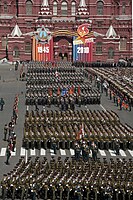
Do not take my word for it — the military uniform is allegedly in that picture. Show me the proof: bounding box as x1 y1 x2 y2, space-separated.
5 146 11 165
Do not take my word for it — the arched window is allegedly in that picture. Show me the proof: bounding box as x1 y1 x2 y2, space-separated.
108 47 114 59
96 42 102 54
25 42 31 53
122 2 126 15
71 1 76 16
120 37 127 50
26 0 32 15
53 1 57 16
61 1 67 16
13 47 19 57
97 1 104 15
4 2 8 14
1 36 7 49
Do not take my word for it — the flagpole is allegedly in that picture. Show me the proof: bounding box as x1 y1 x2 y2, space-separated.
82 122 84 141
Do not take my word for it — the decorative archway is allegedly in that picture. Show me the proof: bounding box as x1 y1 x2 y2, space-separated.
59 52 63 61
54 37 72 61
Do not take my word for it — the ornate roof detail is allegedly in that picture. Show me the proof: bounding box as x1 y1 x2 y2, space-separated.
42 0 49 7
77 0 89 16
106 25 117 38
79 0 87 7
38 0 51 16
11 24 22 37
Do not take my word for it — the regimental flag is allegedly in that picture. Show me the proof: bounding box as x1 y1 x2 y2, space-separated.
76 123 85 140
78 86 81 95
71 85 74 93
69 87 73 95
61 88 67 96
57 87 60 96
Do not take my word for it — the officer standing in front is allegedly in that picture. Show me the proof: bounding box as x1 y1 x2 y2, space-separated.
5 145 11 165
115 140 120 155
91 142 98 161
75 143 81 161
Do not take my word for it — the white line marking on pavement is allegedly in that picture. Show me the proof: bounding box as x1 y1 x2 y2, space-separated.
70 149 75 156
60 149 66 156
109 149 116 156
20 147 26 156
30 149 36 156
128 150 133 157
50 149 55 156
40 148 46 156
99 149 106 156
43 106 45 111
11 148 16 156
100 104 106 111
119 149 126 157
0 148 6 156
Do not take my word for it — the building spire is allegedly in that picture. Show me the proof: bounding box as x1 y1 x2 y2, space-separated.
11 24 22 37
42 0 49 7
106 25 117 38
38 0 51 21
76 0 89 21
79 0 87 7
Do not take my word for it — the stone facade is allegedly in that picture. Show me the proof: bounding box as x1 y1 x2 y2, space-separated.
0 0 132 62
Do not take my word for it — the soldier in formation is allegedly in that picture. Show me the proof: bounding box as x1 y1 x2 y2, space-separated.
25 65 101 108
23 109 133 151
86 67 133 111
3 124 8 141
1 157 133 200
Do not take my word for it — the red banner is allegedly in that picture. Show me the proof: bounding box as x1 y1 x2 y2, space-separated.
35 37 53 62
73 36 93 62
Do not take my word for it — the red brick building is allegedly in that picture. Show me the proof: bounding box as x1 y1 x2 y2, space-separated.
0 0 132 62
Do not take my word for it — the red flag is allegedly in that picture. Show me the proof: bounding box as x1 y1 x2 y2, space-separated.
71 85 74 93
76 124 84 140
57 87 60 96
69 88 73 95
78 86 81 95
76 130 81 140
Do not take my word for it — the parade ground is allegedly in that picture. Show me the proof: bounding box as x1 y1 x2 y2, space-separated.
0 63 133 185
